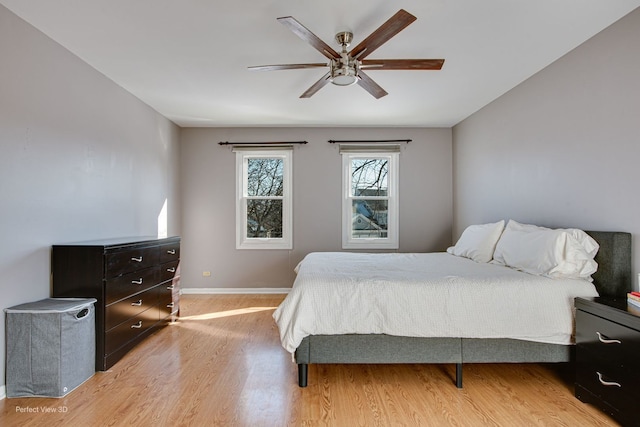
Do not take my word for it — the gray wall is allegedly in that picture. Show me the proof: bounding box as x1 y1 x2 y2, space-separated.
180 127 452 289
452 8 640 289
0 5 181 389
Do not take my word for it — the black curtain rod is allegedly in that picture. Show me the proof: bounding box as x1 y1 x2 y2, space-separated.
218 141 308 146
328 139 411 144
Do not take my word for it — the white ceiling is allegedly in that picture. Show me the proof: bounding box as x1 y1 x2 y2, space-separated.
2 1 639 127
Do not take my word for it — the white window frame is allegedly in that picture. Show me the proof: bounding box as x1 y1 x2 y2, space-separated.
341 149 399 250
235 148 292 250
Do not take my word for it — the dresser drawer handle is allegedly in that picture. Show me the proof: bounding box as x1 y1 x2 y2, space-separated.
131 278 143 285
131 300 143 306
167 285 175 290
167 249 176 255
596 331 621 344
167 267 176 273
131 256 143 262
596 372 621 388
167 302 175 308
131 321 143 329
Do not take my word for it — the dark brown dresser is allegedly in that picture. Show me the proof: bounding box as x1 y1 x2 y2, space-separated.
575 297 640 426
52 236 180 371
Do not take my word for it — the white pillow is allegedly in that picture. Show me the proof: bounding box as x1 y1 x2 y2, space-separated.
566 228 599 257
446 220 505 263
492 220 598 280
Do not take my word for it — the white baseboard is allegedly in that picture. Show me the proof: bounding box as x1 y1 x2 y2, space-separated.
181 287 290 295
0 385 6 400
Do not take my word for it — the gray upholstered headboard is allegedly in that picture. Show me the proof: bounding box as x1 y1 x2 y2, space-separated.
585 231 632 298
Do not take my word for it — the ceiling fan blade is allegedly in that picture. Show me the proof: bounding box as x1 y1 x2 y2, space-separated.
349 9 417 60
360 59 445 70
248 63 327 72
357 71 388 99
300 72 331 98
277 16 341 60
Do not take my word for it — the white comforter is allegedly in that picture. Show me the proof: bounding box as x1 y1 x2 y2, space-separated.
273 252 599 353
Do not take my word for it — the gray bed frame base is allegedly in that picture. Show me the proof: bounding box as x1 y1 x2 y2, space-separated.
294 231 631 388
295 336 572 388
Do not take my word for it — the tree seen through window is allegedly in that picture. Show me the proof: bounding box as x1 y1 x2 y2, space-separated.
246 158 284 238
350 158 389 237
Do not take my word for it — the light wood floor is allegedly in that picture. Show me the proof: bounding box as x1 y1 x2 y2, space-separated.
1 294 618 426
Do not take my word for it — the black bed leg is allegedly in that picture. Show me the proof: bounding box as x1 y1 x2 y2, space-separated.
455 363 463 388
298 363 308 387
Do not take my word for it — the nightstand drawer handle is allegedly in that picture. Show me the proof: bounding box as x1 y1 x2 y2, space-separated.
596 372 621 388
131 321 143 329
167 249 176 255
131 300 143 306
596 331 621 344
167 267 176 273
131 256 143 262
131 278 143 285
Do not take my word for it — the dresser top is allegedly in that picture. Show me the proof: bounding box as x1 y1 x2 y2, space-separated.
53 236 180 249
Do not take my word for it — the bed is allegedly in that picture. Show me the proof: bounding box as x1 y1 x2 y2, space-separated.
273 223 631 388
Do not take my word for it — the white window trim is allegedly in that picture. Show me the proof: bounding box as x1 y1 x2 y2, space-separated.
235 148 292 250
342 150 399 250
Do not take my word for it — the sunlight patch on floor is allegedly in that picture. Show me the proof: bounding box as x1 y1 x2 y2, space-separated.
179 306 277 321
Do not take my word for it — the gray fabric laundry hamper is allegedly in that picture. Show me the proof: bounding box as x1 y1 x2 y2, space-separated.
5 298 97 397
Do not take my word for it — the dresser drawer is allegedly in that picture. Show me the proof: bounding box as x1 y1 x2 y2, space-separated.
576 310 640 368
158 280 177 319
160 260 180 283
105 305 160 355
106 246 159 277
105 267 159 305
105 286 160 331
159 242 180 264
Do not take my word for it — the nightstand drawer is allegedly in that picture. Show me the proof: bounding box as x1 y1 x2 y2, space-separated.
576 310 640 368
575 385 622 423
576 362 640 410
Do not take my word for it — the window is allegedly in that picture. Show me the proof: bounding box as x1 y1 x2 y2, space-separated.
341 148 399 249
236 148 292 249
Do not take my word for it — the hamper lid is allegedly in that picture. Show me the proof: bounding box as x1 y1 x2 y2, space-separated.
5 298 97 313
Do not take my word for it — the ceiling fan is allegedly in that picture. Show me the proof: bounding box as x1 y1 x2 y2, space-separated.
248 9 445 99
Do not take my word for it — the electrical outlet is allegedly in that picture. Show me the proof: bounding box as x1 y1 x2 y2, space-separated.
203 271 211 277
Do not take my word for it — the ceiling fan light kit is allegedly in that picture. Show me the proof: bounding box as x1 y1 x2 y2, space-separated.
330 59 358 86
248 9 445 98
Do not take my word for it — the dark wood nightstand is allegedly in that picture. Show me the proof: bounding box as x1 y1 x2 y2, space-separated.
575 297 640 426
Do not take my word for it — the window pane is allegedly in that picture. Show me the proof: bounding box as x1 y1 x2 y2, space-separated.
351 200 388 238
247 199 283 238
247 158 283 197
351 158 388 197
